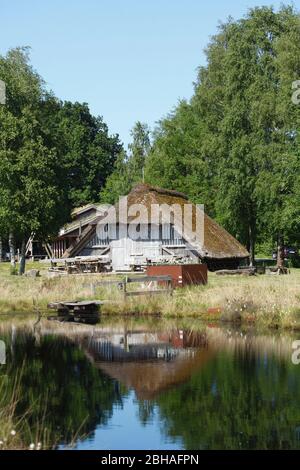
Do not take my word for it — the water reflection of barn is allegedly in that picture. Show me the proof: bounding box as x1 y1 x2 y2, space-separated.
81 330 212 400
85 330 208 362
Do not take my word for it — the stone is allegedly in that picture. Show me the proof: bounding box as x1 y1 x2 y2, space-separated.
25 269 40 278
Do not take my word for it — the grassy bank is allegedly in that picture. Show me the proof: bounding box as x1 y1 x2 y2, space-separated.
0 262 300 330
0 370 49 450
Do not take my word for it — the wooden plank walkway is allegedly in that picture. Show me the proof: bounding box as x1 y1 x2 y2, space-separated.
47 300 101 325
47 275 173 326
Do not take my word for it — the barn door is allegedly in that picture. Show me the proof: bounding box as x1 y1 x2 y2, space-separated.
111 238 134 271
111 239 125 271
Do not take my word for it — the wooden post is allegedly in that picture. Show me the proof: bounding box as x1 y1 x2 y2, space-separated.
248 224 255 267
123 276 127 301
19 240 26 275
277 233 285 271
168 278 173 296
90 283 96 297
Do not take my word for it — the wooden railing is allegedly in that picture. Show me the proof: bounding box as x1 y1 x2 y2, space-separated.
87 275 173 299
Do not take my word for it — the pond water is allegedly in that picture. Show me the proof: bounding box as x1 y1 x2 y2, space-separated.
0 318 300 450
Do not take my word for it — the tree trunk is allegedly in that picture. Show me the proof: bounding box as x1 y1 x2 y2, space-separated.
248 224 255 267
0 238 2 262
277 233 285 269
19 239 26 275
8 233 16 270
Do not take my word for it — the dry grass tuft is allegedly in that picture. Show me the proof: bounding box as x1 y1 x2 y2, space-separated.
0 262 300 329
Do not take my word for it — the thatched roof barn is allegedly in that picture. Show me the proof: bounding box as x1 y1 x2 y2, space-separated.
114 184 248 261
54 184 249 270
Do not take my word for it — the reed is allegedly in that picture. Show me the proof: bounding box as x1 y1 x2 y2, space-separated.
0 367 49 450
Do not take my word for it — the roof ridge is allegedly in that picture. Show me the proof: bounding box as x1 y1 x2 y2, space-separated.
131 183 189 200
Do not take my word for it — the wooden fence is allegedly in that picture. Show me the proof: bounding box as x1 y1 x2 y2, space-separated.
87 275 173 299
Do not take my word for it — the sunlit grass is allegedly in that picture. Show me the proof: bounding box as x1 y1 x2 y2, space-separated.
0 261 300 329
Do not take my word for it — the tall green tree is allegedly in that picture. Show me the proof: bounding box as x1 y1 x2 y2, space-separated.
100 121 151 203
0 48 123 273
145 100 216 213
254 8 300 265
55 101 123 207
99 150 131 204
210 6 300 265
127 121 151 182
0 48 70 274
147 6 300 265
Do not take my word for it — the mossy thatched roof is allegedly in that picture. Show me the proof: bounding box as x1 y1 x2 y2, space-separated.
104 184 249 260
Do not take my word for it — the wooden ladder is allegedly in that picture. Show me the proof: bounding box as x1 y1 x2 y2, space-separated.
25 232 35 255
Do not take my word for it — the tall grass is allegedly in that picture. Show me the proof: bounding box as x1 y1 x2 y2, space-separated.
0 262 300 329
0 366 50 450
0 355 86 450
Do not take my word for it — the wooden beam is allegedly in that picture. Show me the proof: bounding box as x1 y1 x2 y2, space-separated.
125 289 172 297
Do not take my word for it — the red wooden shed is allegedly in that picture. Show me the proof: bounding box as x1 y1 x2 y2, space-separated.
147 264 208 288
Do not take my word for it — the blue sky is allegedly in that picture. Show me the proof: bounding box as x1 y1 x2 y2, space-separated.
0 0 295 147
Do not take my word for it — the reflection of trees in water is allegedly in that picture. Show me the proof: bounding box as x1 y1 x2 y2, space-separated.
2 325 300 450
135 399 156 426
154 349 300 450
1 332 127 448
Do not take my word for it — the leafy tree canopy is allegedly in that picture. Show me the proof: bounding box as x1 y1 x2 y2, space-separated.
100 121 151 203
146 6 300 260
0 47 123 272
